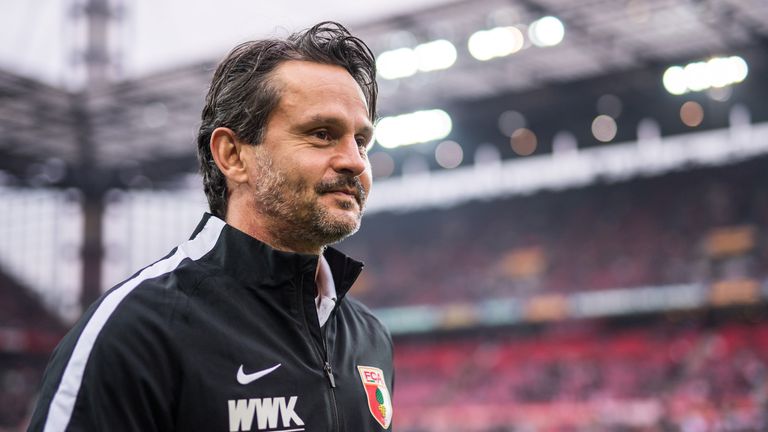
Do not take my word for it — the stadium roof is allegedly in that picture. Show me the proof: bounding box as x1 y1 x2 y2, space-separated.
0 0 455 89
1 0 767 187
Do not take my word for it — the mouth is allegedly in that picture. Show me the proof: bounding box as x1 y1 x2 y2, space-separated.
329 189 356 197
325 190 360 205
316 177 366 208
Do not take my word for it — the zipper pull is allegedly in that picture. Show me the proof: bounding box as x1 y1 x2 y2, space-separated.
324 361 336 388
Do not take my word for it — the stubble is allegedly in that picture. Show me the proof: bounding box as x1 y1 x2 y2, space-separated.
250 151 366 252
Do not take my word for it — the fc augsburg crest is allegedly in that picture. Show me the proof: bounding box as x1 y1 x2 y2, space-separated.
357 365 393 429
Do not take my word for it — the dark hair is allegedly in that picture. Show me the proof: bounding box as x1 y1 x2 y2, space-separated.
197 21 378 219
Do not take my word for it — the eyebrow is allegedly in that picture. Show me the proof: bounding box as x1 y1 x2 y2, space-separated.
308 114 374 136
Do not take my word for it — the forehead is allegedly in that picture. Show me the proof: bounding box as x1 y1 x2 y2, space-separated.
271 60 370 119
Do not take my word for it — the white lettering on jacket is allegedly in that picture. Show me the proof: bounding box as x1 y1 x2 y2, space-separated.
228 396 304 431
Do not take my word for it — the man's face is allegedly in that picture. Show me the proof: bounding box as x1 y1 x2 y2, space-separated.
243 60 374 252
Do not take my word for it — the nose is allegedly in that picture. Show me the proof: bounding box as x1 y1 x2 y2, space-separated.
331 135 367 177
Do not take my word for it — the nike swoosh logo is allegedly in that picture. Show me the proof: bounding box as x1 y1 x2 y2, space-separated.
236 363 282 385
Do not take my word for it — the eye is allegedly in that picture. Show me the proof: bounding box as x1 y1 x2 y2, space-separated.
356 135 372 150
313 130 332 141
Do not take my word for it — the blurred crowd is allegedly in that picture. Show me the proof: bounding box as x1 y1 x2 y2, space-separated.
394 317 768 431
342 157 768 308
0 360 41 432
0 270 61 431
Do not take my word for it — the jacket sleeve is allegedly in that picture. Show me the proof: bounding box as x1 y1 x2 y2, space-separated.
28 285 181 432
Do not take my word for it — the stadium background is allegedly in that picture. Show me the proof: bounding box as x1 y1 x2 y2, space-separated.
2 0 768 430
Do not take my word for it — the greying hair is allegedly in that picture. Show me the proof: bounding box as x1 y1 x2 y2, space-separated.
196 21 378 219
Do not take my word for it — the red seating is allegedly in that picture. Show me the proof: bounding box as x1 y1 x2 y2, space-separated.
393 321 768 430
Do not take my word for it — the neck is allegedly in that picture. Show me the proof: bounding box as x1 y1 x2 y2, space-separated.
225 203 323 256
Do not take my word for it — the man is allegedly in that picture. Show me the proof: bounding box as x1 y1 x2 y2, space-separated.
29 22 394 432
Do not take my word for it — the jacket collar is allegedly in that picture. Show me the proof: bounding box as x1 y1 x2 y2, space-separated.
190 213 364 299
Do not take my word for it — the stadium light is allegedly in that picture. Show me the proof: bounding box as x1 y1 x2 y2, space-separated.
468 26 524 61
375 109 453 149
415 39 457 72
707 57 733 88
378 39 458 80
662 66 687 95
684 62 710 92
528 16 565 47
663 56 749 95
377 48 418 80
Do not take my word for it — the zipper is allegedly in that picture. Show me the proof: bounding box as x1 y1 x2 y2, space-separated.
323 361 336 387
320 321 336 388
321 323 342 431
298 274 342 431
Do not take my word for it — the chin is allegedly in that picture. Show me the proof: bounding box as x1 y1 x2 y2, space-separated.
323 199 361 220
315 215 361 244
308 200 363 244
330 215 361 235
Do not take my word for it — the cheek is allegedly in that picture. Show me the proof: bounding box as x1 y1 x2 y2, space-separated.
360 170 373 193
285 155 326 186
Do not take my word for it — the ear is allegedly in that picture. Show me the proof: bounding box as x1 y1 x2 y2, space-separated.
210 127 248 184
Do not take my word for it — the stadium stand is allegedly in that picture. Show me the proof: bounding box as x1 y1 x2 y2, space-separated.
0 269 66 332
0 269 64 430
334 156 768 431
341 156 768 309
393 315 768 431
2 152 767 431
0 356 45 432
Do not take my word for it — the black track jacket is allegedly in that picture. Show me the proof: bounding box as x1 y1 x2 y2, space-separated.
29 214 395 432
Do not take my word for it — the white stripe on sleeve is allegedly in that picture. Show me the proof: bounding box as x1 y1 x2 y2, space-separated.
43 216 225 432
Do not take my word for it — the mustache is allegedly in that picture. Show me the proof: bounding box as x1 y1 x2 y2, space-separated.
315 176 367 205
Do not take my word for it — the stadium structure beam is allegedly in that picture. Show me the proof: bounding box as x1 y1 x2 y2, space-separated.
77 0 120 308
